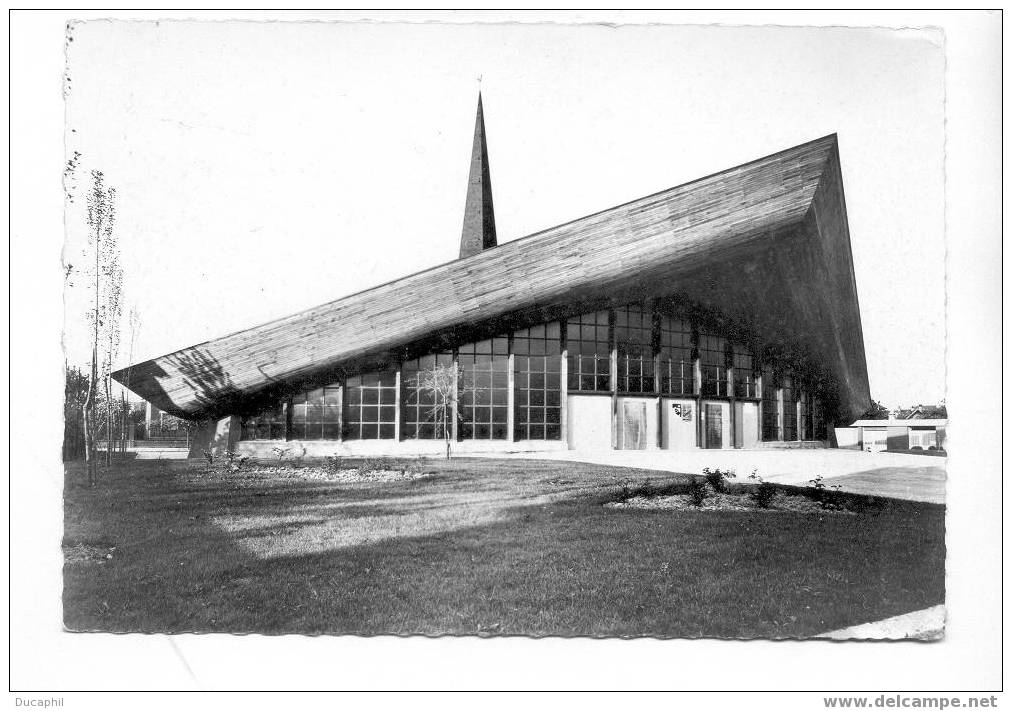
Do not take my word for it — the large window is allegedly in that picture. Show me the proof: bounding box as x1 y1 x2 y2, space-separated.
566 311 611 392
699 332 728 397
401 353 453 440
239 401 286 440
458 337 509 439
615 304 655 393
761 367 779 441
344 371 397 440
781 376 799 441
290 385 342 440
659 315 694 396
733 348 758 399
514 323 562 440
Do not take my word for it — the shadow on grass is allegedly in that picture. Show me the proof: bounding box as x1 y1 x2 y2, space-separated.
63 458 945 639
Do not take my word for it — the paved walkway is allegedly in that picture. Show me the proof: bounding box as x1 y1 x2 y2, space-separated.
818 605 945 640
478 448 946 504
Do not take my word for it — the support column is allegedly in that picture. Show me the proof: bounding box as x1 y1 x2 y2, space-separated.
284 397 293 441
796 397 803 443
610 348 619 450
777 386 785 442
451 350 460 442
507 346 516 443
559 339 569 449
394 368 402 442
189 414 241 459
654 352 663 449
728 363 737 449
336 386 344 442
694 356 703 448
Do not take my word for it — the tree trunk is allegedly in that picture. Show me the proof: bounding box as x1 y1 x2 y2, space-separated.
83 346 98 486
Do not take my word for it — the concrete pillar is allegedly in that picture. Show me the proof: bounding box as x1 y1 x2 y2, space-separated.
559 344 569 449
394 368 402 441
777 387 785 442
451 350 460 442
610 347 619 450
188 414 241 458
507 349 516 443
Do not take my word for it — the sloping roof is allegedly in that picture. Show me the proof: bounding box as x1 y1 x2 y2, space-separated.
114 134 868 419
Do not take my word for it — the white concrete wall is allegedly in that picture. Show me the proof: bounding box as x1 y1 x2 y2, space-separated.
834 427 862 450
661 397 697 450
736 401 760 448
234 437 566 459
567 394 613 450
616 396 660 450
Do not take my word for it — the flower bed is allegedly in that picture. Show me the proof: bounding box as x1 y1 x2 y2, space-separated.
186 456 434 484
605 469 854 515
606 489 852 514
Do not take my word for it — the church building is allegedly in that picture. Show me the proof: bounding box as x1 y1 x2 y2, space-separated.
113 95 871 458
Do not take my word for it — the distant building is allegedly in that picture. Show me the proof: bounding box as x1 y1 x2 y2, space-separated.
113 95 870 457
836 419 947 453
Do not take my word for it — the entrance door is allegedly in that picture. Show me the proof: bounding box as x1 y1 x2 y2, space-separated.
734 402 759 448
621 401 648 450
705 403 723 449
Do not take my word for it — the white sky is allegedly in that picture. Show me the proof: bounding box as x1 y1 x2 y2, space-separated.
63 20 945 409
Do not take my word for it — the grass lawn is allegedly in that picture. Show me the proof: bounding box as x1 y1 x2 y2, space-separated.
63 457 945 638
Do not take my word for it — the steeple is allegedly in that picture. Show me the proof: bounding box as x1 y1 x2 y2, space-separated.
459 92 497 258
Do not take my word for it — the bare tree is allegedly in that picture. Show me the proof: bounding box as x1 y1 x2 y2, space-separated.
412 361 482 459
81 170 121 483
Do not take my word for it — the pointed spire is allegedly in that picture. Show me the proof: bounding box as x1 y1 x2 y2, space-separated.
459 92 497 259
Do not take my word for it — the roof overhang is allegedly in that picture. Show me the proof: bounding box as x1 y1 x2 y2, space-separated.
113 134 870 421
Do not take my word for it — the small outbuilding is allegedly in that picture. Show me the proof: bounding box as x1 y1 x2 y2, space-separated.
835 419 947 453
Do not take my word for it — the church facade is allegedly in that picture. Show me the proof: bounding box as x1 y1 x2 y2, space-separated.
113 96 871 458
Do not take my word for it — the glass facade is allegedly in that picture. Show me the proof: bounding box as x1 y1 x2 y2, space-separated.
566 311 611 392
761 366 779 441
344 371 397 440
781 376 799 441
239 402 286 440
733 348 757 399
458 337 510 439
659 315 693 396
513 323 562 440
699 331 728 398
291 385 342 440
614 304 655 393
401 353 453 440
233 299 828 445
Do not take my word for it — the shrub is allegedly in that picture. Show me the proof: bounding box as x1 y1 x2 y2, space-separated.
748 471 777 508
687 477 708 507
202 449 214 472
325 454 347 472
911 445 923 451
808 475 845 510
223 450 249 474
359 456 386 474
271 446 290 464
704 467 735 493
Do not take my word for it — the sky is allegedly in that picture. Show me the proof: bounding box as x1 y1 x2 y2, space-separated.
63 20 946 409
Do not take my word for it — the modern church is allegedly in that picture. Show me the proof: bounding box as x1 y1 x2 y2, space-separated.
113 96 871 459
